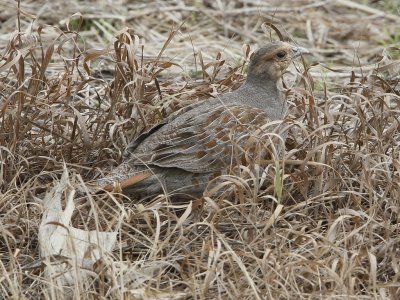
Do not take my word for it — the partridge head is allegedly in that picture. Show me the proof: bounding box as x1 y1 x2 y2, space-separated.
247 42 308 81
98 41 309 201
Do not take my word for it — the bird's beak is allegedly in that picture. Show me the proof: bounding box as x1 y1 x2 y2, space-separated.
292 46 310 58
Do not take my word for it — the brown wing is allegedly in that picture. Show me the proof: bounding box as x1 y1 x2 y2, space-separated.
125 103 275 174
122 100 208 160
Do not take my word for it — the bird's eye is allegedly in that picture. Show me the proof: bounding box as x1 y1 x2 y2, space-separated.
276 51 286 58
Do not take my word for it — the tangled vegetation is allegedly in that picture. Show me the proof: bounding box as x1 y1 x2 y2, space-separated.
0 0 399 299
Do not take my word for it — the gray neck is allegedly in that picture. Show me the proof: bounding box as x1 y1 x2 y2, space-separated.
227 76 287 120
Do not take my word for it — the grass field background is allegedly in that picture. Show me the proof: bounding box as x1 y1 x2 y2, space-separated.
0 0 399 299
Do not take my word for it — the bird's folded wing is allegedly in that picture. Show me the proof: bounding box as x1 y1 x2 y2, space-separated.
125 103 274 174
122 100 208 160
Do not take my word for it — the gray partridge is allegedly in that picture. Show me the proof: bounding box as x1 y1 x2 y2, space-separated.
98 41 308 201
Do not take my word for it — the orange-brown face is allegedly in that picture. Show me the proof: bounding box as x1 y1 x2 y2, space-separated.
248 42 308 81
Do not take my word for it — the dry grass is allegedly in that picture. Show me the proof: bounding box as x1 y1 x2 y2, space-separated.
1 0 399 299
